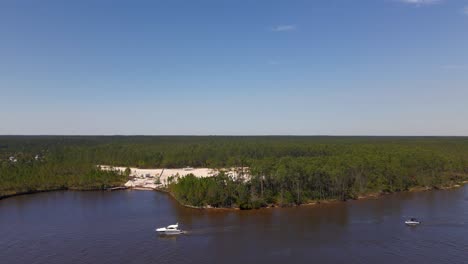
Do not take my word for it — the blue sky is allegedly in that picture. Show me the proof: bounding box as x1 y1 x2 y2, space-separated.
1 0 467 135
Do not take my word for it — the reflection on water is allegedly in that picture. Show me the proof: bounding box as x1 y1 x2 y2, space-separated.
1 186 467 264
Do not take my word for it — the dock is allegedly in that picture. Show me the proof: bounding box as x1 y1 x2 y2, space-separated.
107 186 129 191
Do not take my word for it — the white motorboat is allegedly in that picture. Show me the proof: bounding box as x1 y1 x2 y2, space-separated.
405 218 421 226
156 223 184 234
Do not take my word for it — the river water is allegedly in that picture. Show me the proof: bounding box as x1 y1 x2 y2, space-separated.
1 186 467 264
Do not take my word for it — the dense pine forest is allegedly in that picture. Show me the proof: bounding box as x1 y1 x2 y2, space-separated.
1 136 468 208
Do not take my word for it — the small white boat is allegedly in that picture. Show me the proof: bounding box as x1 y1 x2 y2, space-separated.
156 223 184 235
405 218 421 226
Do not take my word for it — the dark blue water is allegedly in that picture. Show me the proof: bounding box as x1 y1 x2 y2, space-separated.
1 186 467 264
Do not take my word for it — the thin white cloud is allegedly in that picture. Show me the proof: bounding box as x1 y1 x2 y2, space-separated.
441 64 467 70
463 6 468 15
399 0 441 5
271 25 296 32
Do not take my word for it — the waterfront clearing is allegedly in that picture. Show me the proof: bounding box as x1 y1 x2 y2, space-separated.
99 165 250 189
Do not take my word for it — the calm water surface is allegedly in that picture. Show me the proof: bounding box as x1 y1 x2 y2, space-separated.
1 186 467 264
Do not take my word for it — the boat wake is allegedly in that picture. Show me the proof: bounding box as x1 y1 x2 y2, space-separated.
185 225 239 235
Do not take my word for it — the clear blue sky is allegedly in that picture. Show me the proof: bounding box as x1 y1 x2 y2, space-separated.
1 0 467 135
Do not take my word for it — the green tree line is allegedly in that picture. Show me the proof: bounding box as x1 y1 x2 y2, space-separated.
1 136 468 204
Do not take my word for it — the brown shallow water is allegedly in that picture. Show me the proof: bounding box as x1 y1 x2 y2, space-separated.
1 186 467 264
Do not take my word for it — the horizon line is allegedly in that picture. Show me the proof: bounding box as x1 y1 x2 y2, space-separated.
1 134 467 137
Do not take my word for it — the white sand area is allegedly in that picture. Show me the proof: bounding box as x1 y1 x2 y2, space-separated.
99 165 249 189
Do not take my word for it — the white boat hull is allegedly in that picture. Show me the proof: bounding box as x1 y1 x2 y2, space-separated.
156 223 184 235
405 221 421 226
157 230 184 235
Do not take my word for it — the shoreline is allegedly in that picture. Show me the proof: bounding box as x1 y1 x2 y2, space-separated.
158 180 468 211
0 185 123 200
96 165 468 210
2 181 467 209
0 188 66 200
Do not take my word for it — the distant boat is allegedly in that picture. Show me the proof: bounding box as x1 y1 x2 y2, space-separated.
405 218 421 226
156 223 184 235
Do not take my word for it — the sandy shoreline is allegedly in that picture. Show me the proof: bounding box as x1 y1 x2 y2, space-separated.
98 165 468 210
